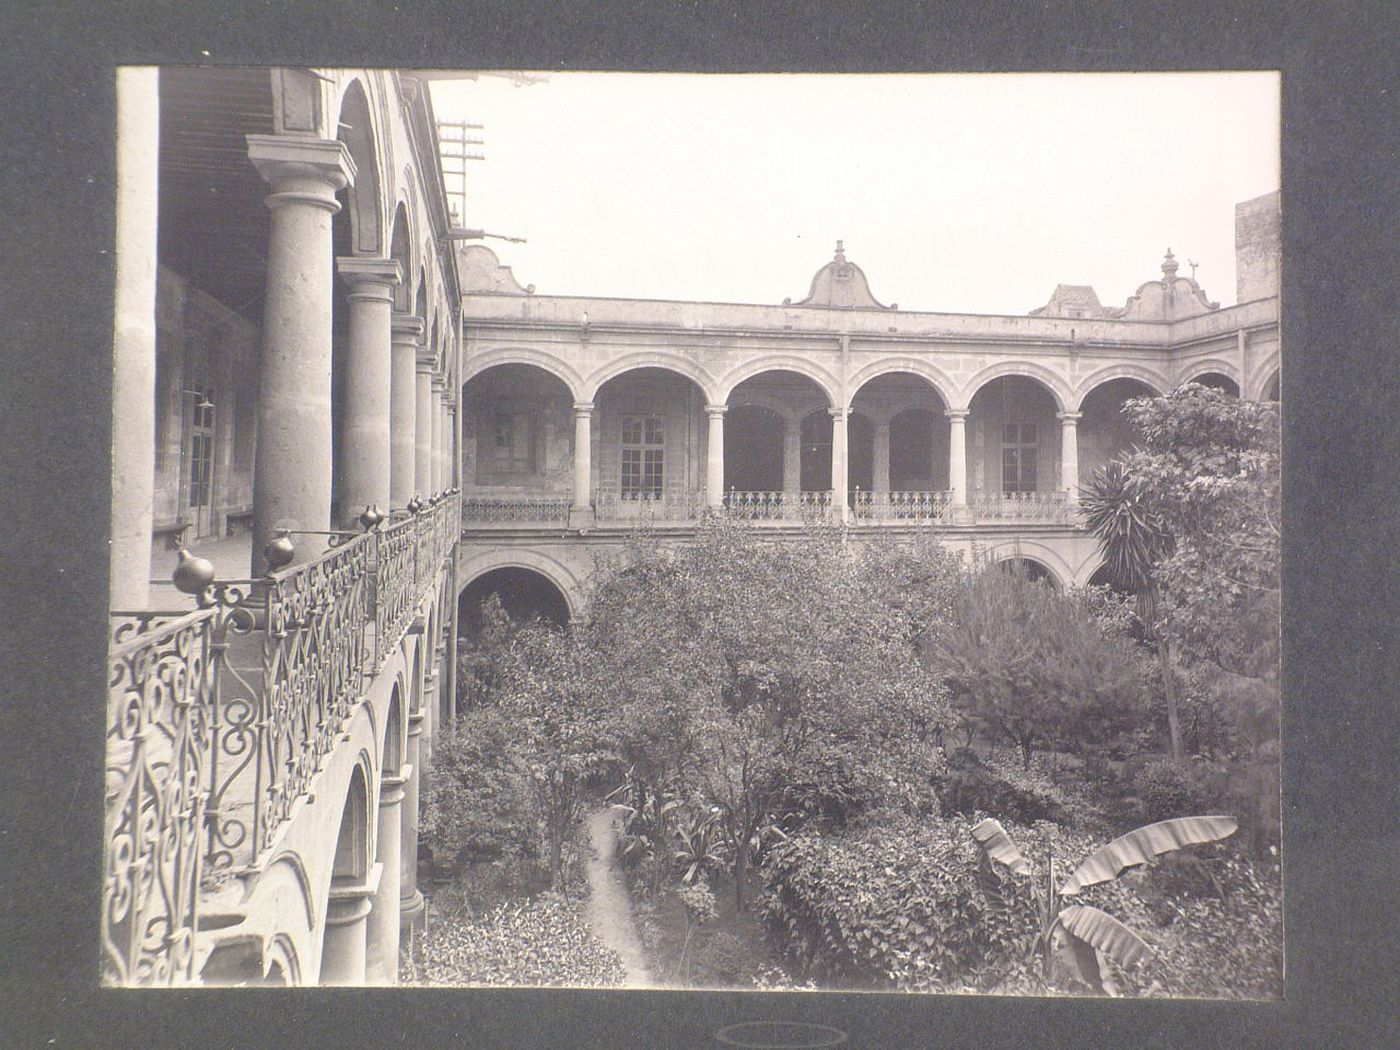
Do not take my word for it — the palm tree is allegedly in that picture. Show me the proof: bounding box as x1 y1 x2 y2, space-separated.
1082 460 1183 761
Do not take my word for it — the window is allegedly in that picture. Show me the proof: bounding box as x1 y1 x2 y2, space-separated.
620 416 663 499
490 412 534 472
1001 423 1038 494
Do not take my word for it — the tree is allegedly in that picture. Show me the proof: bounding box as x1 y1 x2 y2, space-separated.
972 814 1239 994
932 566 1150 768
1086 385 1280 762
1082 459 1184 760
583 520 954 909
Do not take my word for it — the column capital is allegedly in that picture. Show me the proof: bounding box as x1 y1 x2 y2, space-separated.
705 403 728 418
416 347 437 373
247 134 355 196
338 256 402 299
327 864 384 921
945 408 971 421
828 406 849 421
391 312 424 342
1056 411 1083 425
430 375 446 394
572 401 595 415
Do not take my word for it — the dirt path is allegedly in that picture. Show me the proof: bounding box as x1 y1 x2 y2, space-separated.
583 805 656 987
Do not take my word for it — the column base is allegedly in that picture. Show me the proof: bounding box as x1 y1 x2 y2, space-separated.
400 888 425 939
568 506 595 529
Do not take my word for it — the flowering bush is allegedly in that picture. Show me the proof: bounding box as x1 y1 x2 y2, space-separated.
412 892 626 987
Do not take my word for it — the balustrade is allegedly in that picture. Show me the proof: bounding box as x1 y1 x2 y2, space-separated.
723 490 834 523
595 489 705 523
968 489 1072 524
461 495 572 525
103 490 461 986
849 490 953 522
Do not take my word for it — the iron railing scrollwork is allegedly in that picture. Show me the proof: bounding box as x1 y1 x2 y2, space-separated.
104 491 461 986
723 490 834 523
462 495 570 524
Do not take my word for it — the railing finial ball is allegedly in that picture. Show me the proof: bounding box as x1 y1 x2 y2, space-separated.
263 535 296 573
172 548 216 596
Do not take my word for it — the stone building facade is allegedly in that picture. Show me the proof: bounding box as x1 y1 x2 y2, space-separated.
455 194 1280 615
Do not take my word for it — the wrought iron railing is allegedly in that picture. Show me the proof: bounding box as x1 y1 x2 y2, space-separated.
103 491 461 985
104 608 217 986
968 489 1072 524
723 490 834 522
849 489 954 522
595 489 705 523
462 495 571 524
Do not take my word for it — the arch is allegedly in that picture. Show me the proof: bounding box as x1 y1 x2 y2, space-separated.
458 548 584 620
333 77 383 255
1072 364 1169 410
1252 360 1281 402
585 352 719 404
407 636 422 717
261 851 318 935
848 358 958 409
724 390 810 421
459 566 572 634
960 361 1071 412
264 933 301 986
462 348 585 402
980 540 1073 588
383 685 404 778
1177 359 1242 389
717 356 840 407
389 201 414 313
331 759 372 883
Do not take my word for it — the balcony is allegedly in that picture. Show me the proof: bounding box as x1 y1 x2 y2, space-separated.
103 492 460 986
460 488 1075 530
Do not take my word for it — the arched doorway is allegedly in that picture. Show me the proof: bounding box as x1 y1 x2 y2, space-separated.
459 567 571 635
966 375 1063 520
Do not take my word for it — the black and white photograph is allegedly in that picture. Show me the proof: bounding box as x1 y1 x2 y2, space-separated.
100 67 1286 1003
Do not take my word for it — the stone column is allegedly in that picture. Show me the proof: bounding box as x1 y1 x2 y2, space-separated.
414 351 434 499
1058 411 1082 507
705 404 727 509
246 134 355 574
444 590 459 732
321 865 381 986
430 378 445 494
400 710 425 940
111 67 159 609
366 770 406 984
336 258 400 527
782 416 802 494
829 407 849 523
946 409 970 523
873 420 891 494
446 398 459 489
569 401 593 527
389 314 422 509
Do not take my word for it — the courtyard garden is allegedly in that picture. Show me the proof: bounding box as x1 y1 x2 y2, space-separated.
406 386 1282 998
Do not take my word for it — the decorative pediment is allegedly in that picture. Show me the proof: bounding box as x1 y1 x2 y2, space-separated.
457 244 534 295
788 241 893 310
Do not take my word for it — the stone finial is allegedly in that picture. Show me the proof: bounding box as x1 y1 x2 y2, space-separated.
1161 247 1179 278
834 240 846 262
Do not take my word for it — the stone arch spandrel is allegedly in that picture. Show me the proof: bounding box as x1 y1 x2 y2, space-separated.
584 352 719 404
717 356 841 407
458 548 584 620
960 361 1072 413
1250 357 1281 401
847 358 957 409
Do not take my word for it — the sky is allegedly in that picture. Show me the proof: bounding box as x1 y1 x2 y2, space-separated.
428 72 1279 316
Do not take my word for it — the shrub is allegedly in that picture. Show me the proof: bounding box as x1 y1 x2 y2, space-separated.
412 892 626 987
937 748 1064 826
760 816 1156 994
1127 756 1221 826
420 709 539 868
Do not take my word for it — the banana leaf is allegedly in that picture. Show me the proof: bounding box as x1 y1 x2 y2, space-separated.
970 818 1031 876
975 853 1013 918
1057 904 1151 971
1058 815 1238 895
